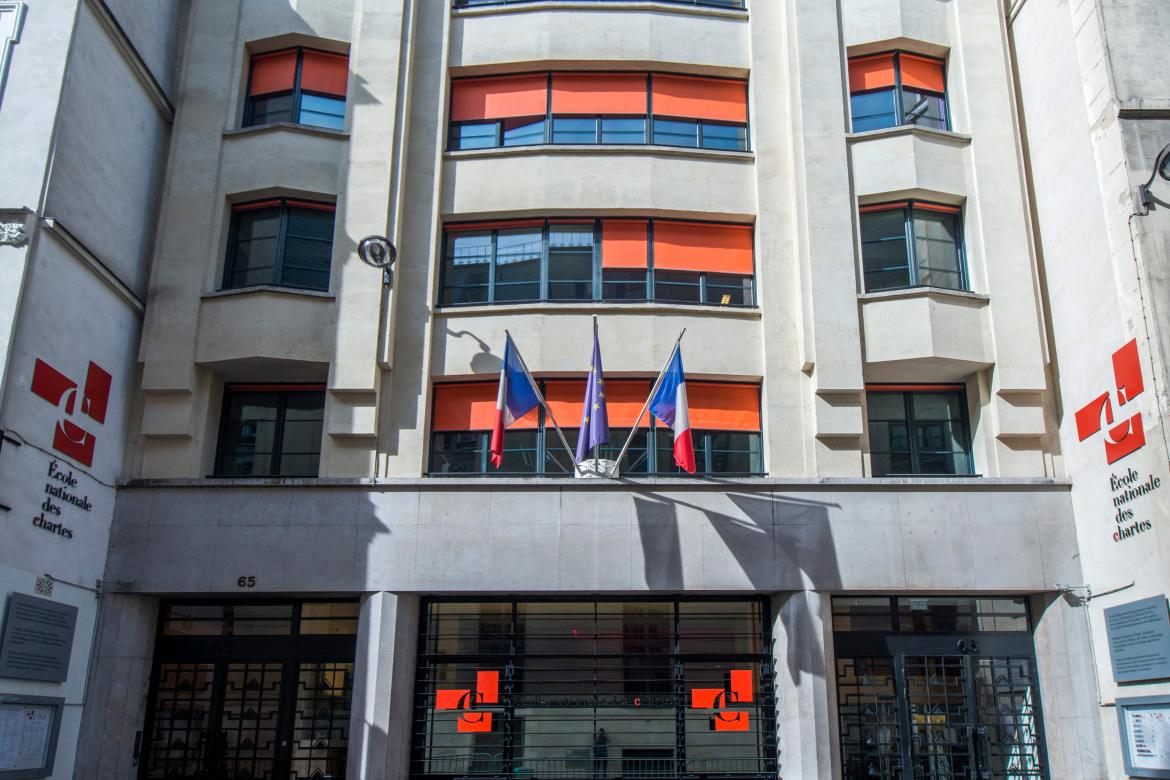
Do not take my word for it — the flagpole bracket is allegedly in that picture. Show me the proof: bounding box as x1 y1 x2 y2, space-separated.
574 458 619 479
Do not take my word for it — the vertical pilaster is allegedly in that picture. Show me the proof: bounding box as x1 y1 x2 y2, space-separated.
75 592 159 779
770 590 836 779
348 592 420 780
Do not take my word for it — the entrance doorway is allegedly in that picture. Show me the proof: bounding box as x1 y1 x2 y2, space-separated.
139 601 359 780
833 597 1048 780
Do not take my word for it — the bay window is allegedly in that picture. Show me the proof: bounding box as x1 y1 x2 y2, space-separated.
224 199 335 291
859 201 965 292
866 385 973 477
245 47 347 130
848 52 948 133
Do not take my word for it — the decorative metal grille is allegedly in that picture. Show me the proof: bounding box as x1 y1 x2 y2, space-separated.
972 657 1045 777
217 662 283 779
903 656 974 780
836 657 901 779
290 662 354 779
142 663 216 779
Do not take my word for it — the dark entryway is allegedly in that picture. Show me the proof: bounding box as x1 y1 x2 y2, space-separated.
833 597 1049 780
139 601 358 780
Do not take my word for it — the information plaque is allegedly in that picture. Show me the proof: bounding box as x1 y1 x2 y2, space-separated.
0 594 78 683
0 694 63 779
1105 595 1170 683
1118 696 1170 778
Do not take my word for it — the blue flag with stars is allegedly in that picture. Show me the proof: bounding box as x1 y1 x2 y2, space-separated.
576 322 610 463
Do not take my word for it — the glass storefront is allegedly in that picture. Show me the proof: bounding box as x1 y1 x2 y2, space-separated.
412 598 777 779
832 597 1049 780
140 601 358 780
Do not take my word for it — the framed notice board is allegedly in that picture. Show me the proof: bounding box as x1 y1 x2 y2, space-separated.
1118 695 1170 778
0 694 63 779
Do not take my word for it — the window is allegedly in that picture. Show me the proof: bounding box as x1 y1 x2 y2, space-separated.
848 52 947 132
440 218 755 307
215 384 325 477
866 386 973 477
245 47 347 130
413 597 774 780
225 199 335 291
859 201 964 292
449 72 749 152
455 0 744 7
429 380 763 476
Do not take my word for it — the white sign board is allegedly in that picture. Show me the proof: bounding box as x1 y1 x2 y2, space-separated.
1119 696 1170 778
0 695 61 779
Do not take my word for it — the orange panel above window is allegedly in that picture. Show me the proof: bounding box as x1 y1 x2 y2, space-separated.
651 75 747 123
300 50 348 97
250 50 297 96
601 220 649 269
547 380 652 429
898 54 945 93
451 74 549 122
433 382 538 431
687 383 760 431
551 73 648 115
848 55 896 93
653 222 754 274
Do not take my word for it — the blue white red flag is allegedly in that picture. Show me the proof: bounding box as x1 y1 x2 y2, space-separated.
648 344 696 474
490 334 540 468
575 322 610 463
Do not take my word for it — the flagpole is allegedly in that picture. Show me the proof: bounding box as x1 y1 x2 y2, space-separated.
591 316 601 465
611 328 686 475
504 329 577 467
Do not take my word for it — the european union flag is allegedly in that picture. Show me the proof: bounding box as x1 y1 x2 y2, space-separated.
576 321 610 463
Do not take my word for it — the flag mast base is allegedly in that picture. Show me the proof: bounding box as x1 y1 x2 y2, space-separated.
574 458 619 479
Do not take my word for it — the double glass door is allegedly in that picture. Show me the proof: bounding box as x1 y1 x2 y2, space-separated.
140 601 358 780
834 597 1049 780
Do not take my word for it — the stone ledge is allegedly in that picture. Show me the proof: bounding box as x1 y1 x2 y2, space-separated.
453 1 748 21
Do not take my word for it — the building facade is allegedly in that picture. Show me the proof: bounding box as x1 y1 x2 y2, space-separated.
0 0 1163 778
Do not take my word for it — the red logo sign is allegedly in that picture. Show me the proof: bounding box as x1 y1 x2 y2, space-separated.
436 671 499 733
691 669 753 732
1075 339 1146 465
30 358 111 467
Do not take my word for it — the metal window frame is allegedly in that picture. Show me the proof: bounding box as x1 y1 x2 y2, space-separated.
223 198 336 291
858 200 967 293
213 384 326 477
243 46 347 129
847 50 949 133
864 385 974 477
453 0 746 8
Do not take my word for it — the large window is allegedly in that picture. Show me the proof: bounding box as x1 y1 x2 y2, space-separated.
455 0 744 7
449 72 749 152
224 199 335 291
215 384 325 477
244 47 347 130
848 52 947 133
441 218 755 307
866 385 973 477
859 201 965 292
429 380 763 476
413 597 775 779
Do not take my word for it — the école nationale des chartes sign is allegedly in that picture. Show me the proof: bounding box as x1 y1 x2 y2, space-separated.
1075 339 1166 544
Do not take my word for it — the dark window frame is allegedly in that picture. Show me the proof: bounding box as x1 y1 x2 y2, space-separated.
848 50 950 133
447 71 751 153
223 198 336 292
427 380 765 477
865 384 974 477
454 0 745 7
213 383 326 478
859 199 967 293
243 46 348 130
439 218 756 308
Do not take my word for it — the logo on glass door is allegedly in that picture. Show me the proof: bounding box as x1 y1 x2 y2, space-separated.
1075 339 1147 464
30 358 112 467
691 669 752 732
436 671 499 733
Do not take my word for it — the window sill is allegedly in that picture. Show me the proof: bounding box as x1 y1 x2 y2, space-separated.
224 122 349 141
435 301 762 318
845 125 971 146
858 287 988 304
203 285 336 301
445 143 754 163
452 1 748 21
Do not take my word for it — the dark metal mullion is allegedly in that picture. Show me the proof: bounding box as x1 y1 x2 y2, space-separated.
647 220 655 301
904 203 919 287
487 230 497 304
893 652 915 777
593 220 602 301
272 654 301 778
902 391 919 477
291 48 305 124
204 661 229 778
892 51 904 126
673 600 687 774
268 391 289 476
504 601 518 774
646 73 653 144
961 654 983 780
273 202 290 287
545 72 553 144
539 223 550 302
536 381 547 474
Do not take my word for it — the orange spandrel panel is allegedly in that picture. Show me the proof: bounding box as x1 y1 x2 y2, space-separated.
451 74 548 122
687 383 760 431
300 50 349 97
551 73 648 115
899 54 945 93
651 75 747 123
546 380 651 428
848 54 896 93
653 222 753 274
432 383 538 431
601 220 649 269
250 50 297 96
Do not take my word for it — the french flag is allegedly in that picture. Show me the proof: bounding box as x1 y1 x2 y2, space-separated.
649 345 696 474
490 334 541 468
